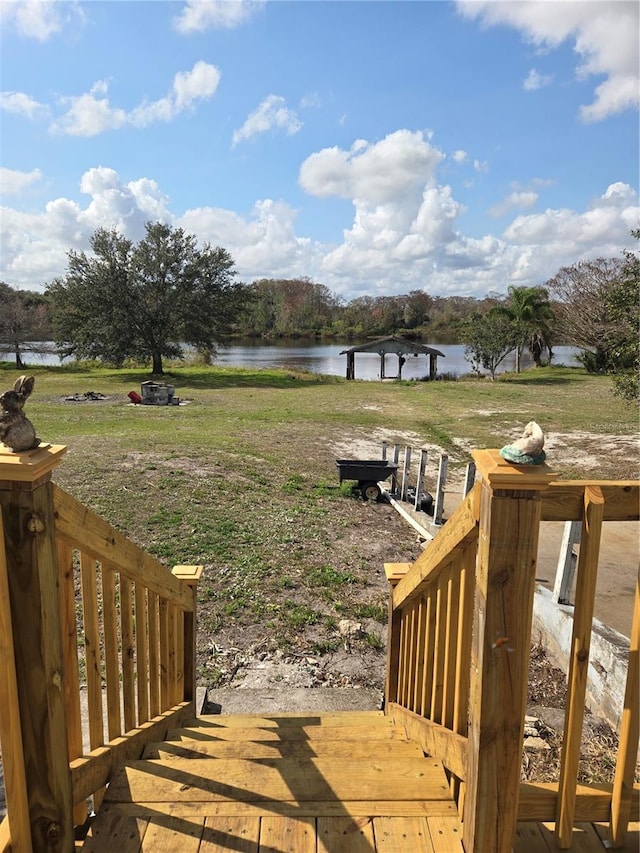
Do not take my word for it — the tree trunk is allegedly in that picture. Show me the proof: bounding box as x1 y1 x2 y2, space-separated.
14 348 24 369
515 345 522 373
151 352 163 374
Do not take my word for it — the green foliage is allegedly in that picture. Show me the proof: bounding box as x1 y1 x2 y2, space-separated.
462 311 519 380
47 222 244 374
489 285 555 372
0 283 52 368
547 234 639 402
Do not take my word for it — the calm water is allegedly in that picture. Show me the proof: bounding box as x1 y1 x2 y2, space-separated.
19 340 581 380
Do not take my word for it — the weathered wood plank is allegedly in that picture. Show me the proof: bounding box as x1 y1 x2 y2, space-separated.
81 812 148 853
141 815 203 852
70 702 193 804
167 723 408 743
53 485 193 610
94 799 459 819
191 711 386 727
393 482 480 609
610 567 640 848
259 816 315 853
120 574 136 732
374 816 434 852
135 582 149 725
425 815 464 851
388 703 468 782
317 817 375 853
102 563 122 741
0 473 75 852
0 509 30 852
512 822 549 853
556 486 605 848
200 816 259 852
148 591 160 719
463 462 545 853
104 757 451 804
518 782 640 822
541 482 639 522
80 552 104 751
143 738 423 761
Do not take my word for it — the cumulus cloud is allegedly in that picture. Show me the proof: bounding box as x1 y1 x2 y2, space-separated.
0 0 85 41
173 0 264 33
49 62 221 137
0 167 43 195
457 0 639 121
523 69 553 91
232 95 302 146
489 191 538 218
451 150 468 164
0 155 637 301
0 91 49 120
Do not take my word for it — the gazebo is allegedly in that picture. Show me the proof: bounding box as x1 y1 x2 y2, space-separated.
340 335 445 380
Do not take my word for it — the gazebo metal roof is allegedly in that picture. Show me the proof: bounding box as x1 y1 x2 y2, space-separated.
340 336 445 358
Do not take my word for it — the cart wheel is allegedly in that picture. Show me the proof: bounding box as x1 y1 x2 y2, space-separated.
361 481 381 502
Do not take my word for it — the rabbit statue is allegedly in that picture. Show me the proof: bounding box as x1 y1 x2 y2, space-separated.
0 375 39 452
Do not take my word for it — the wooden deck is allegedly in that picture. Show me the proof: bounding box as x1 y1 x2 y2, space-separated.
80 711 639 852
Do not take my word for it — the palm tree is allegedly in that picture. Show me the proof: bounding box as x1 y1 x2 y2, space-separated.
490 286 555 373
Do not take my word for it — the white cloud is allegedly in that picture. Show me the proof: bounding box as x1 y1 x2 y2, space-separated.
489 191 538 218
473 159 489 173
232 95 302 147
0 157 636 302
173 0 264 34
523 68 553 91
0 90 49 120
130 61 221 127
451 150 468 164
0 0 85 41
457 0 639 121
0 167 43 194
49 62 221 137
51 81 127 137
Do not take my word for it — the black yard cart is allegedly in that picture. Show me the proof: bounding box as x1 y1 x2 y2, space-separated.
335 459 398 501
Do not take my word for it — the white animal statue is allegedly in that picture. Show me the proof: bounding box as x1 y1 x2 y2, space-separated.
500 421 546 465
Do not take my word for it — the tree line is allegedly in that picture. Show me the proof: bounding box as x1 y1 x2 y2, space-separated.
0 222 637 400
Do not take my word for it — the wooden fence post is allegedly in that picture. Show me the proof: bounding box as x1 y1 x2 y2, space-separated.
462 449 556 853
415 449 428 511
172 565 203 708
0 444 74 853
433 454 449 524
401 446 412 502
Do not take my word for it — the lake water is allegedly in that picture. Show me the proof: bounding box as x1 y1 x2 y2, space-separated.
17 340 582 381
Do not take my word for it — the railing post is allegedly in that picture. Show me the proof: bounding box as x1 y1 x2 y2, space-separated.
383 562 411 710
172 565 203 709
462 449 556 853
0 444 74 853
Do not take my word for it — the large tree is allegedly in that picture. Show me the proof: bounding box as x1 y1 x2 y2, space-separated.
489 285 555 372
47 223 243 374
462 311 518 380
546 256 627 373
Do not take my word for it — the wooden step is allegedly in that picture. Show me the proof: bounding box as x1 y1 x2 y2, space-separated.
104 756 450 806
184 710 387 728
143 737 424 760
166 722 408 743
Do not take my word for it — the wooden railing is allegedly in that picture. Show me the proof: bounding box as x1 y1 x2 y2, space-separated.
385 449 639 853
0 444 201 853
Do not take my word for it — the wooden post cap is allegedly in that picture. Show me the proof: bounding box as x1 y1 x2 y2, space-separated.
172 565 204 586
472 448 557 491
0 443 67 483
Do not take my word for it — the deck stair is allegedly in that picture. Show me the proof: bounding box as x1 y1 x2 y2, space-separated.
80 710 464 852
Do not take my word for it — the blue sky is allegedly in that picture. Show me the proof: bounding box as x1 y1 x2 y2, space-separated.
1 0 638 300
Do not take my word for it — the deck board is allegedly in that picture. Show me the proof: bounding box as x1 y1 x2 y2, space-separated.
80 712 636 852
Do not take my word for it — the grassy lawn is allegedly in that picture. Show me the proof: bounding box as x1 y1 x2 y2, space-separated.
1 363 637 687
